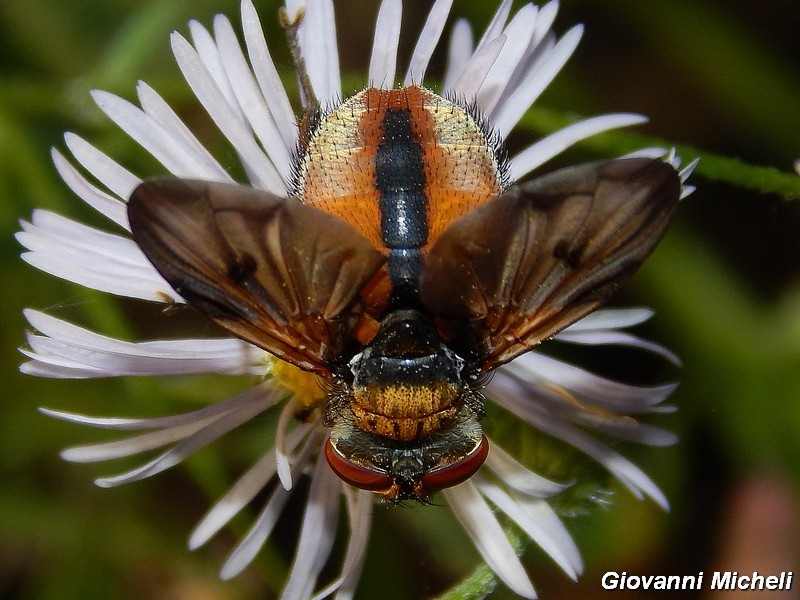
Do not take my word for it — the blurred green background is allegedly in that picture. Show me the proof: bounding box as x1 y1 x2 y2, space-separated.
1 0 799 598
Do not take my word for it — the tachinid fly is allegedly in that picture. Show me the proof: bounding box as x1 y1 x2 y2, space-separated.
128 84 681 501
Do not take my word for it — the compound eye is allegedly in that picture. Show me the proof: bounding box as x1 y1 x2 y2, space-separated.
325 439 394 492
420 435 489 492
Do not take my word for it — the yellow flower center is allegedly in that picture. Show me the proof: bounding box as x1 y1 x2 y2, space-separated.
267 356 327 409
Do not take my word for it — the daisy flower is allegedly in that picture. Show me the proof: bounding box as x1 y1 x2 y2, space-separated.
18 0 696 598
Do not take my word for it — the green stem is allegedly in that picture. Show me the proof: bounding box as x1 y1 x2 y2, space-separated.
519 107 800 199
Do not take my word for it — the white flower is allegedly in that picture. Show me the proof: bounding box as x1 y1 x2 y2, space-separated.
18 1 696 598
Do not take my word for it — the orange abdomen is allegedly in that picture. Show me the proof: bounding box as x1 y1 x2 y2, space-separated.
295 85 506 252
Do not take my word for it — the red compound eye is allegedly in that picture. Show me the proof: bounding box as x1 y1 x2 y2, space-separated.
420 435 489 492
325 439 394 492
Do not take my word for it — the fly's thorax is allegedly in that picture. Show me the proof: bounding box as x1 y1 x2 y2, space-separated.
322 309 489 500
347 310 465 441
349 379 461 441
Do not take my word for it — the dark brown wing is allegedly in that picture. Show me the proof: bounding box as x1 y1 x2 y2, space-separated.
419 158 681 370
128 179 385 376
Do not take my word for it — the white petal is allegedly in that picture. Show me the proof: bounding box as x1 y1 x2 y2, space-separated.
331 490 373 600
491 25 583 136
680 157 699 183
188 19 245 122
91 89 218 180
276 397 303 490
368 0 402 88
475 477 583 580
484 441 571 498
22 310 261 378
51 147 131 230
562 307 654 331
21 345 90 374
170 32 285 193
17 210 177 302
442 19 474 91
21 360 108 379
570 412 678 446
555 330 681 366
25 334 260 377
489 377 669 508
191 425 311 549
214 14 293 183
679 157 699 199
136 82 233 182
24 310 227 360
280 453 342 600
21 250 170 301
621 146 668 160
220 483 295 579
39 384 279 431
313 488 374 600
475 3 538 114
241 0 298 150
532 1 560 46
403 0 453 86
39 406 194 430
449 35 506 99
94 392 274 487
445 482 537 599
500 353 676 413
218 430 322 579
294 0 341 105
62 132 141 200
19 210 140 263
509 113 648 181
476 0 513 51
493 367 678 445
60 415 225 462
189 451 275 550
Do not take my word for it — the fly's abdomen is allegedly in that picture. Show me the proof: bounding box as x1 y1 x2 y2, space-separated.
295 86 506 262
374 104 428 297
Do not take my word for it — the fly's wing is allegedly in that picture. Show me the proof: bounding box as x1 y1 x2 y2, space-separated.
128 179 386 376
419 158 681 370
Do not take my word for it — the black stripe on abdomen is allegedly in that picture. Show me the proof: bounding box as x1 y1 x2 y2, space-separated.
375 107 427 302
375 109 428 300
